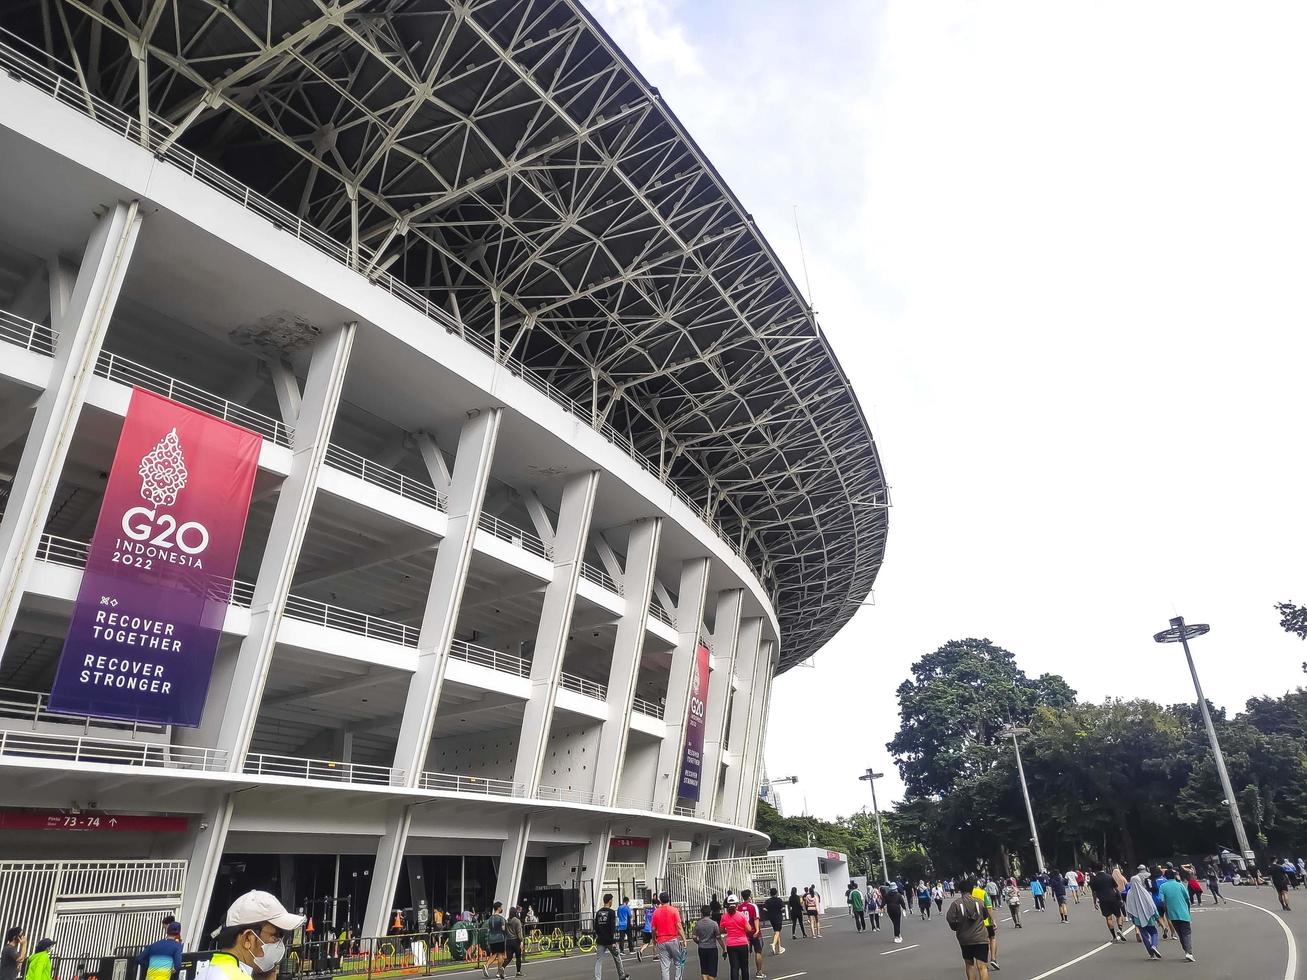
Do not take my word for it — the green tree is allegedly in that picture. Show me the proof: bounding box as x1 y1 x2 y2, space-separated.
888 638 1076 797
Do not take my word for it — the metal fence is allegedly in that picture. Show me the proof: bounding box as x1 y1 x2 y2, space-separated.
665 856 785 912
0 307 56 354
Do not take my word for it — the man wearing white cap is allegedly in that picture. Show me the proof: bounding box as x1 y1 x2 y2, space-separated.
196 891 306 980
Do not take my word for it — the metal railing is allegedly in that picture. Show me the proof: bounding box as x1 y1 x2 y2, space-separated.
631 696 665 719
34 534 89 568
535 784 605 806
647 600 676 628
0 729 226 770
559 672 607 701
447 639 531 678
0 308 56 355
476 512 551 560
323 443 447 512
95 349 291 447
0 686 168 736
243 753 402 786
418 770 525 797
671 804 698 818
613 795 667 814
0 34 770 596
579 561 621 596
34 534 255 606
282 594 419 647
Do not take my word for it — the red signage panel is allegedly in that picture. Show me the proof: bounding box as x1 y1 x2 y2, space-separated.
0 810 188 832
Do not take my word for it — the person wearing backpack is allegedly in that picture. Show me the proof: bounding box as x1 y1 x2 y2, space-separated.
946 879 991 980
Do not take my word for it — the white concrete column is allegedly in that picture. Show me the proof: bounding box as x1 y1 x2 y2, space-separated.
496 470 600 906
209 322 355 768
0 201 142 654
645 829 673 886
180 792 235 949
497 813 534 910
652 558 711 814
717 620 763 820
509 469 601 793
591 517 662 805
580 823 614 908
363 410 501 938
392 409 502 783
734 641 776 827
695 593 745 821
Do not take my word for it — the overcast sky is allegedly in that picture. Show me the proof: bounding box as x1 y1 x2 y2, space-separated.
584 0 1307 819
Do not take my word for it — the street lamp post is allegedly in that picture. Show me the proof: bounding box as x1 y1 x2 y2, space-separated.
858 768 891 884
1154 615 1255 862
1000 724 1046 874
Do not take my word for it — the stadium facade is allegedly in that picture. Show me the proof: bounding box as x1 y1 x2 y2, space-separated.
0 0 888 952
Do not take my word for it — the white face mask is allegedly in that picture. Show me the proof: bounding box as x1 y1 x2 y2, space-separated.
251 936 286 973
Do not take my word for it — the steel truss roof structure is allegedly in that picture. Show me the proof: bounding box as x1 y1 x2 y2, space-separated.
2 0 889 670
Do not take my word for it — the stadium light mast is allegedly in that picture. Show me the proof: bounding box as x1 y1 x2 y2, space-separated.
1153 615 1255 863
858 768 891 884
999 724 1047 874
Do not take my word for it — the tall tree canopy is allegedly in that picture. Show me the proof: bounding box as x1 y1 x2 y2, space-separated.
888 638 1076 797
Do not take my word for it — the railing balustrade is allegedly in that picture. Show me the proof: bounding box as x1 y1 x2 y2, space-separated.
323 443 447 512
476 512 551 560
0 686 166 735
419 770 524 797
631 696 665 719
0 729 226 770
447 639 531 678
0 308 55 355
281 595 419 647
579 561 621 595
559 672 607 701
243 753 401 786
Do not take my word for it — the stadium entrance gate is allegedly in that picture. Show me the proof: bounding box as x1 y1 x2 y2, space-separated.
0 860 186 957
666 857 785 910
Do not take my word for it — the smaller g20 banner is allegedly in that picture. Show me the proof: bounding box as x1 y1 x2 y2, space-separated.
676 640 712 801
48 388 261 726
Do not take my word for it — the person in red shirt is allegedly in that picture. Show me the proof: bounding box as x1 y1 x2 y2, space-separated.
737 890 765 980
718 897 754 980
650 892 686 980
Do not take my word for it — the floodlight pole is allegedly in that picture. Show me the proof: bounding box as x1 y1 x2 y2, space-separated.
859 768 891 884
1001 725 1046 875
1153 615 1255 862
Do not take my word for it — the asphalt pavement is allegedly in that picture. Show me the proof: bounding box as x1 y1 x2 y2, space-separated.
486 885 1300 980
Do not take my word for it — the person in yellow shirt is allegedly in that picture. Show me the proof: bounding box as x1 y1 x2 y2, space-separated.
971 880 999 972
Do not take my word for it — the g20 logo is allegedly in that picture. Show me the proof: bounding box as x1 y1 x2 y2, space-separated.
120 506 210 554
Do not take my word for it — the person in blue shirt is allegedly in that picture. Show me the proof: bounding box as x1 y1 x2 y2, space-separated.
136 917 183 980
1157 870 1194 962
1029 875 1045 911
616 898 633 953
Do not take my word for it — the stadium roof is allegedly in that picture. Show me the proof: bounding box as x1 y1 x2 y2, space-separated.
2 0 889 671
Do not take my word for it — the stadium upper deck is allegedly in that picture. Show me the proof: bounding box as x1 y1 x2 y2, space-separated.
0 0 889 671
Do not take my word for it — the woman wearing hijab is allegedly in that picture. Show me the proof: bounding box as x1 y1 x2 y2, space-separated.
1125 866 1162 960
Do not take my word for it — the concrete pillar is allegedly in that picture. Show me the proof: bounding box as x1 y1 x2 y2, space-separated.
392 409 502 783
0 201 142 654
209 322 355 768
497 814 534 910
581 823 614 909
497 470 600 907
695 592 744 820
734 641 775 827
646 829 672 886
363 411 501 938
717 620 763 821
591 518 662 805
652 558 710 814
180 792 235 949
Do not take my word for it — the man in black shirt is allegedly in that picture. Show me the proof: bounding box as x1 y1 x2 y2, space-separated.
1 928 26 980
762 888 786 956
1088 868 1124 942
593 894 631 980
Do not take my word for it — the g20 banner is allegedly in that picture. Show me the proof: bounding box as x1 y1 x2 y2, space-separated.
48 388 261 726
676 640 712 801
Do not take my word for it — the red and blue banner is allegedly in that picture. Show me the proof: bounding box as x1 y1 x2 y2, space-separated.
48 388 261 726
677 640 712 801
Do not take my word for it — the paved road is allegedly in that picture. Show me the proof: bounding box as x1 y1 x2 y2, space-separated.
496 886 1300 980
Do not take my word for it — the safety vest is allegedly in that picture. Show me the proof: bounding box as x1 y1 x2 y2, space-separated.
196 952 249 980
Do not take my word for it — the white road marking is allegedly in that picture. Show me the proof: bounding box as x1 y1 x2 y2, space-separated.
1025 925 1136 980
1226 896 1298 980
766 973 807 980
879 944 919 955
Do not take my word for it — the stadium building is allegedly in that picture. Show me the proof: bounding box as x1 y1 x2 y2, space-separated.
0 0 888 953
